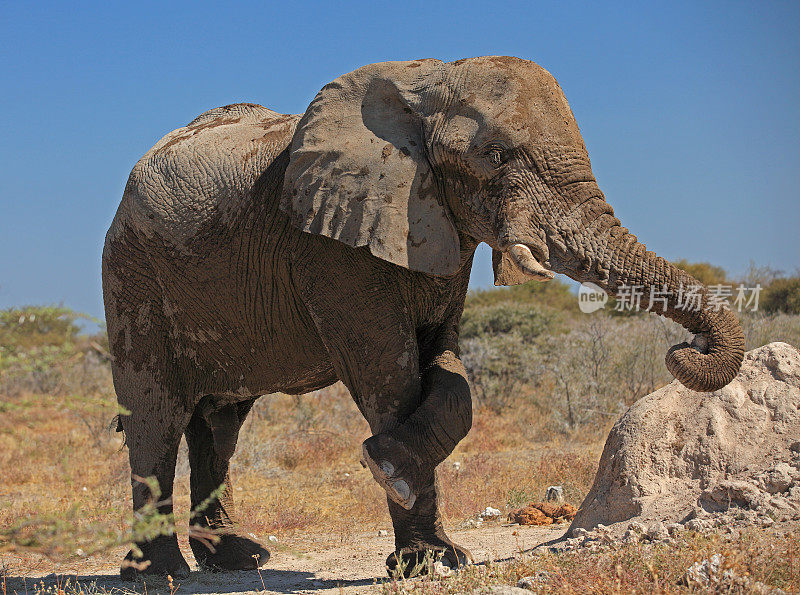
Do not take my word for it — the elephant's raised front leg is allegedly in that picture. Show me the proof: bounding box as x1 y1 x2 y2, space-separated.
185 398 270 571
361 350 473 508
362 349 474 576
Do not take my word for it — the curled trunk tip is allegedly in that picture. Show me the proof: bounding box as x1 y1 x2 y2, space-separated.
664 307 745 392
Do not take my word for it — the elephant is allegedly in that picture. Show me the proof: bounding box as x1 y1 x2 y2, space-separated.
102 56 745 579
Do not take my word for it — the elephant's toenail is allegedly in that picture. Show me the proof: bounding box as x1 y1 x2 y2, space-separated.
380 461 395 476
392 479 410 500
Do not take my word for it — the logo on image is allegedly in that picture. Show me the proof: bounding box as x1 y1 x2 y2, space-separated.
578 282 608 313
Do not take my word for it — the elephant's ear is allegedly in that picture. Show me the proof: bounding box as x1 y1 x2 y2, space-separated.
280 60 461 276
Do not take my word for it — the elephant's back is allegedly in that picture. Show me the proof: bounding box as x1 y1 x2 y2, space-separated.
108 104 301 248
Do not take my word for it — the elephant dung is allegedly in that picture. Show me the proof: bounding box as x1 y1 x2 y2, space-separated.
509 502 577 525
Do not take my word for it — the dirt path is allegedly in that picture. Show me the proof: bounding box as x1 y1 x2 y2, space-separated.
2 523 566 594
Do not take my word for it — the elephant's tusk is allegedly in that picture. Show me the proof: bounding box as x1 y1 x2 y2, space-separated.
508 244 555 281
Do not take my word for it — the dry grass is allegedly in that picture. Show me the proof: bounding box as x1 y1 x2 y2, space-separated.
381 528 800 593
0 373 602 574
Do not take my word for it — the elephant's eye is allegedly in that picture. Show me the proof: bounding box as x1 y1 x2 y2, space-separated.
486 147 504 168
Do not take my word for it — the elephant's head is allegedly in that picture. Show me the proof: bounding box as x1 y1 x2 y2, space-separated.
281 57 744 392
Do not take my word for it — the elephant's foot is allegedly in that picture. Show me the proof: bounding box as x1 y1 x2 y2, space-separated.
120 535 191 581
361 433 427 510
386 535 472 578
190 533 270 571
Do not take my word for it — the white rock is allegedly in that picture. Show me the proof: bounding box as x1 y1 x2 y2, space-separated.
683 554 724 587
545 486 564 503
646 521 669 541
481 506 502 519
378 529 388 537
268 535 278 543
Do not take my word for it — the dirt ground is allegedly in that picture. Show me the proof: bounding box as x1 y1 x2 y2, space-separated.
1 523 566 594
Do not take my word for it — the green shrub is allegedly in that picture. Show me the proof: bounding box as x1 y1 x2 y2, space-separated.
0 305 90 350
461 303 556 342
761 277 800 314
465 278 579 315
0 305 106 396
672 259 728 286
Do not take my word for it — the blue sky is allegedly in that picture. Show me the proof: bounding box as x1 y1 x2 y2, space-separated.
1 1 798 320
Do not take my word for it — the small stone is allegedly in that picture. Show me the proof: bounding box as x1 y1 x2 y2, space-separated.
646 521 669 541
452 461 462 471
685 518 707 531
378 529 388 537
600 532 616 545
666 523 684 536
75 548 86 557
516 573 548 589
433 560 452 577
545 486 564 503
622 529 640 543
268 535 278 543
596 523 609 533
471 587 531 595
572 527 588 538
761 463 793 494
627 521 646 533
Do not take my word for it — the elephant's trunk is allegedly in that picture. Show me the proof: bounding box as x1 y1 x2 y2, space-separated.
567 219 745 393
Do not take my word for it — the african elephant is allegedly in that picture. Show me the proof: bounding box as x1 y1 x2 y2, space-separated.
102 56 745 579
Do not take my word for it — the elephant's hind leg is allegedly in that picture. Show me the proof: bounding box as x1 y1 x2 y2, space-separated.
185 397 270 571
117 384 192 581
